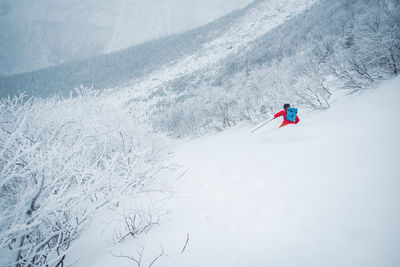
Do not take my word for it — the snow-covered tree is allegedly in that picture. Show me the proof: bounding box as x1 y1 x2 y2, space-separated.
0 90 167 266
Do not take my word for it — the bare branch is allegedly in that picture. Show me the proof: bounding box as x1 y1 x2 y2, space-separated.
181 233 190 254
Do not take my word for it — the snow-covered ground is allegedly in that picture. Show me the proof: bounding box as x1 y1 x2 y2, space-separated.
67 78 400 266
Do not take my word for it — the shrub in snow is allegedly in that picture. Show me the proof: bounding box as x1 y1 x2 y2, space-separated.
0 89 166 266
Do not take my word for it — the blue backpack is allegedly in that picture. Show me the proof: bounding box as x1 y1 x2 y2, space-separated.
286 108 298 122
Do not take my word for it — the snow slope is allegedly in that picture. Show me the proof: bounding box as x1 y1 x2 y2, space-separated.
67 78 400 266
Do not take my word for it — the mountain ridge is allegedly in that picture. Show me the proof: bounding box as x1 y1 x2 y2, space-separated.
0 0 318 98
0 0 252 76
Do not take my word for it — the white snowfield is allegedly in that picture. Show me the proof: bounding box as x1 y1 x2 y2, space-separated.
68 78 400 266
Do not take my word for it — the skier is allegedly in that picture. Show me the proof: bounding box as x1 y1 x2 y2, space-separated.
274 103 300 128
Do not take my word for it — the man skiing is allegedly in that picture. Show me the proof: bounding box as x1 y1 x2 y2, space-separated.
274 103 300 128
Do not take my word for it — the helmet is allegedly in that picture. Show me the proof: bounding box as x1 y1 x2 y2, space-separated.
283 103 290 109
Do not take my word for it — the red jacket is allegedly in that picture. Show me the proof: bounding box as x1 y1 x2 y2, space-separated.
274 109 300 126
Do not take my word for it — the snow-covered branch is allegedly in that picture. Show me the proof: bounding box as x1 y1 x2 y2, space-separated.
0 91 167 266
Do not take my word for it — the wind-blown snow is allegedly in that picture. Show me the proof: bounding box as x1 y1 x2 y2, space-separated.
67 78 400 266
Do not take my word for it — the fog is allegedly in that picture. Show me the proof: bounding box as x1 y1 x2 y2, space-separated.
0 0 252 75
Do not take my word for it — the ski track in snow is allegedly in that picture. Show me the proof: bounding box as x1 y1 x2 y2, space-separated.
113 0 318 105
67 77 400 266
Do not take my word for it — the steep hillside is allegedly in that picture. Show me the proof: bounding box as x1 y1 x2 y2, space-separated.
66 77 400 267
149 0 400 137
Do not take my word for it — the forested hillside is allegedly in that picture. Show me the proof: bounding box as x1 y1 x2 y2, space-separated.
0 0 251 75
151 0 400 137
0 2 253 97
